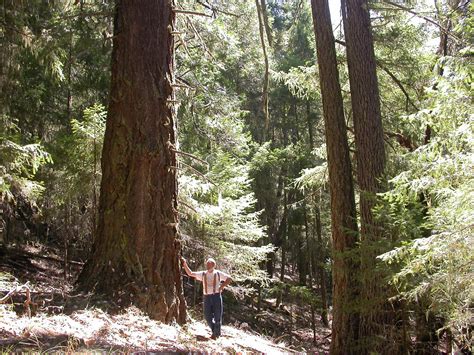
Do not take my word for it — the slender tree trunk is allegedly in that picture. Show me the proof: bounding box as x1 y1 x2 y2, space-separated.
64 202 69 281
0 1 16 118
255 0 270 134
303 204 319 342
77 0 186 324
306 99 328 327
314 205 329 327
279 187 288 283
265 169 285 278
342 0 387 347
297 225 307 285
310 1 360 353
92 131 98 245
277 188 288 307
260 0 273 48
66 29 73 120
306 101 315 150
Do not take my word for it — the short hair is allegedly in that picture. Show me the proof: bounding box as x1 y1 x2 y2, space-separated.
206 258 216 266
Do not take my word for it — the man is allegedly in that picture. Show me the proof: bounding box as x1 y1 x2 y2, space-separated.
181 257 232 339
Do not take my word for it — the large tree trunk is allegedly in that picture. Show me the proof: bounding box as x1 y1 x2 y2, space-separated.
342 0 386 347
77 0 186 324
310 1 360 353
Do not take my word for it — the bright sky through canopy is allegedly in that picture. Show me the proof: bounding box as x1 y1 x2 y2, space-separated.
329 1 342 29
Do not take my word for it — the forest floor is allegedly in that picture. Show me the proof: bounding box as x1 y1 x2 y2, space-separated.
0 243 331 353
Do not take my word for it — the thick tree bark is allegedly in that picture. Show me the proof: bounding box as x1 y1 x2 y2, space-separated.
310 1 360 353
77 0 186 324
342 0 386 346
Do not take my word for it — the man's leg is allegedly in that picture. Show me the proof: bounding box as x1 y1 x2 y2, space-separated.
203 296 215 334
213 294 223 337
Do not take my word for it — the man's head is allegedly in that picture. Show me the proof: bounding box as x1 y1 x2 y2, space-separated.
206 257 216 271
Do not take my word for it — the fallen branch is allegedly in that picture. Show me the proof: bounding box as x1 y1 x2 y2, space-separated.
0 282 29 303
0 282 32 317
0 246 84 266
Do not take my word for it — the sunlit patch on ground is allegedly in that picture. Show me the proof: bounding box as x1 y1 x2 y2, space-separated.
0 303 293 353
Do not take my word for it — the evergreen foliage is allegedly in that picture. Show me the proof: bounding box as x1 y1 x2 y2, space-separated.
0 0 472 351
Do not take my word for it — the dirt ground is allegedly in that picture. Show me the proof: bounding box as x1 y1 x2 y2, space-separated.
0 243 331 353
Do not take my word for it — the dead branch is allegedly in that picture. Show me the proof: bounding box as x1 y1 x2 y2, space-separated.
175 32 191 57
172 8 212 17
377 63 420 111
178 160 216 186
172 83 195 90
178 200 198 213
172 149 209 167
383 1 463 43
170 164 216 187
183 16 217 62
196 0 242 17
335 39 420 111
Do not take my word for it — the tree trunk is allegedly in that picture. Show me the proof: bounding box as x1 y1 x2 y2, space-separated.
304 203 324 341
265 168 285 277
310 1 360 353
314 205 329 328
306 101 315 150
255 0 270 134
66 30 73 121
77 0 186 324
342 0 386 347
260 0 273 48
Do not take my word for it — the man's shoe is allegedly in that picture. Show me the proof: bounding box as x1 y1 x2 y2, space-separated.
210 335 217 340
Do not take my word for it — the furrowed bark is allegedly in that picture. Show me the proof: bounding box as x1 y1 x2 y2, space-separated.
78 0 186 324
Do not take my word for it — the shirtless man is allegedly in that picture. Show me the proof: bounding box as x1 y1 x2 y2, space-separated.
181 257 232 339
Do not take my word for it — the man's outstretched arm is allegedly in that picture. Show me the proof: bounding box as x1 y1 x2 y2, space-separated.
180 257 195 277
